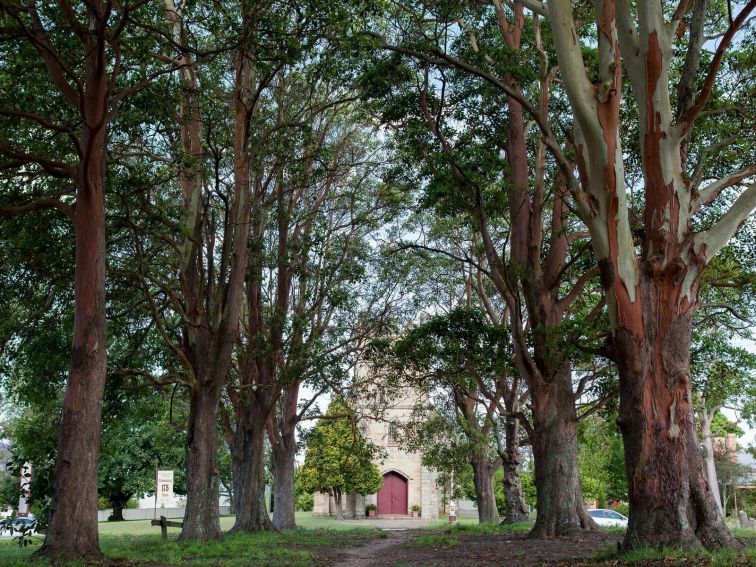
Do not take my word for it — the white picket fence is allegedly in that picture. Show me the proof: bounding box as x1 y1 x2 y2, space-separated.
98 506 231 522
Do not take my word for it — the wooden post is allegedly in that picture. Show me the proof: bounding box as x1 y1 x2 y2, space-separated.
160 516 168 541
153 460 159 521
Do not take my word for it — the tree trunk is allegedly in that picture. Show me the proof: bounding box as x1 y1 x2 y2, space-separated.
230 409 273 532
529 365 595 538
333 491 344 521
34 128 108 562
271 429 297 529
500 415 529 524
700 411 723 514
614 295 739 550
470 456 500 524
179 382 222 541
111 506 124 522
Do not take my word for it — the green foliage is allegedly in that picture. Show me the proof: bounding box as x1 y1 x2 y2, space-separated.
298 401 383 498
578 416 627 504
295 492 314 513
710 413 744 438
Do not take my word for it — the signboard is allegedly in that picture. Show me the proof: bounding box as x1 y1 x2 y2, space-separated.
156 470 174 505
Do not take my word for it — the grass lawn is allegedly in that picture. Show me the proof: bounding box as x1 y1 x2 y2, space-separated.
1 512 752 566
592 544 756 567
0 512 379 566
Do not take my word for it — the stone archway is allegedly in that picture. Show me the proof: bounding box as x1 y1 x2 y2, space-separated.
377 471 408 515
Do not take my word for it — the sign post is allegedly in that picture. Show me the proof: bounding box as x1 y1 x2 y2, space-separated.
153 460 158 521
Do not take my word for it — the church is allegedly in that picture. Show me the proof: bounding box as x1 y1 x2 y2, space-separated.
312 386 443 519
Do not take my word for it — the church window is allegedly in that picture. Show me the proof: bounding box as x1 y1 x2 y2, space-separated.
387 422 398 446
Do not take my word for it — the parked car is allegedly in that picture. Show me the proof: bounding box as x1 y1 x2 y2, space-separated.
588 508 628 528
0 516 36 535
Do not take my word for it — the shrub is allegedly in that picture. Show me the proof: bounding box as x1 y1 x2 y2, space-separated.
296 492 314 512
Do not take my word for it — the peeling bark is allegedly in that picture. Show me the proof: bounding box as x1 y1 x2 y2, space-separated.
180 382 223 541
614 286 738 550
33 6 111 558
35 158 108 561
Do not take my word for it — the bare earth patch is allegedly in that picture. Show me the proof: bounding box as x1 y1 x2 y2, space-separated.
320 529 624 567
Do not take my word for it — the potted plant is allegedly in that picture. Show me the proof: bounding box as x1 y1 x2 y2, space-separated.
410 504 421 518
365 504 377 517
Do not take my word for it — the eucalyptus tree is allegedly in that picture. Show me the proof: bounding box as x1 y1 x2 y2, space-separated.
265 136 396 529
0 0 186 558
361 3 609 535
367 216 533 524
223 57 398 530
115 0 313 539
509 0 756 549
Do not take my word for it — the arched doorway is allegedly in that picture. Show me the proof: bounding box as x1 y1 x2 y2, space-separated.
377 471 408 515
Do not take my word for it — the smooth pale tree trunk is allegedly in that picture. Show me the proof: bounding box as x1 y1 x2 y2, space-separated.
543 0 754 549
500 415 529 524
470 455 500 523
614 296 737 550
271 429 297 529
529 365 594 538
230 408 273 532
700 410 723 514
34 109 108 562
179 381 223 540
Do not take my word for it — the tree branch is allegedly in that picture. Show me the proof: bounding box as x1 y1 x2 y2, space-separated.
678 0 756 138
694 164 756 211
694 181 756 262
0 141 77 179
0 196 74 220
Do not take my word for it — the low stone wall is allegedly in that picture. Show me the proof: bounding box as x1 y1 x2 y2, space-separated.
98 506 231 522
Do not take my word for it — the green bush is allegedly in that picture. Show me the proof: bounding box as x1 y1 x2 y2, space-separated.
296 492 314 512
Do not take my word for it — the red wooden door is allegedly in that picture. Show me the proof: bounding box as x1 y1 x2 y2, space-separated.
377 472 408 515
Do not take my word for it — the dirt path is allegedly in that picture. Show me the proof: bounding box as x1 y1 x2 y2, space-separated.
322 529 623 567
327 529 413 567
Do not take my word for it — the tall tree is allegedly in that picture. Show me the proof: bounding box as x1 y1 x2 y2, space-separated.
362 7 609 533
0 0 174 559
524 0 756 549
